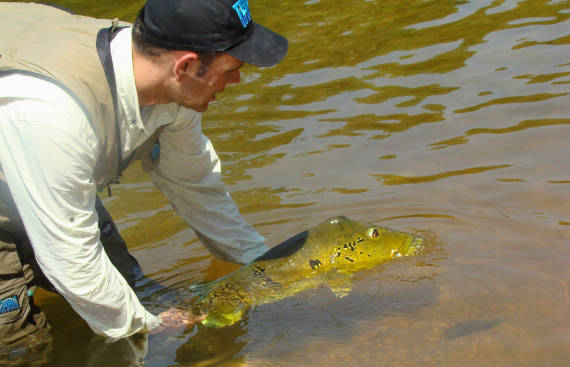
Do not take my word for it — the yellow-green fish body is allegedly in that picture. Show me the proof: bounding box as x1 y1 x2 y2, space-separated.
189 216 423 327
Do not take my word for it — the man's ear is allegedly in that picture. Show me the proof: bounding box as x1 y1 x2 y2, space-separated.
172 51 199 81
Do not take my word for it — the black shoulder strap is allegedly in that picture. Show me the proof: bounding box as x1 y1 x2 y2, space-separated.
96 25 127 194
96 26 121 112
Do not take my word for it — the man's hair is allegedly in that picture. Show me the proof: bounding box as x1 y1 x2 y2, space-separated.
132 8 222 77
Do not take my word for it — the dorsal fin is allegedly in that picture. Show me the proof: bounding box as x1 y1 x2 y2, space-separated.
253 230 309 262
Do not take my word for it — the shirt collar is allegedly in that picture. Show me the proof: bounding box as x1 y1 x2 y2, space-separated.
109 27 146 134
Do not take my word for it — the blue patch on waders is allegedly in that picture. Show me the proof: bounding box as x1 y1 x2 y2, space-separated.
0 295 19 314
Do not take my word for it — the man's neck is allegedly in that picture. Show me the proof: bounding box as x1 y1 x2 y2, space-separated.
132 43 173 107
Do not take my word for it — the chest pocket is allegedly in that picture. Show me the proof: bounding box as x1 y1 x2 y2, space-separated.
131 125 166 172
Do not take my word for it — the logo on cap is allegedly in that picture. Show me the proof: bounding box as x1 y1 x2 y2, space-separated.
232 0 252 28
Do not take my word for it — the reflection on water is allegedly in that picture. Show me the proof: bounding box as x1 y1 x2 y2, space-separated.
431 118 570 148
15 0 570 365
374 164 513 185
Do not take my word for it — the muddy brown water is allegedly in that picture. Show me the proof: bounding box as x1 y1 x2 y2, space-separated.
12 0 570 365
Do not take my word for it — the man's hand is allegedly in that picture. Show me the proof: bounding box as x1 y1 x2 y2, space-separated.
150 307 206 334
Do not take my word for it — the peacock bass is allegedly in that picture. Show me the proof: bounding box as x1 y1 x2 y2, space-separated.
188 216 423 327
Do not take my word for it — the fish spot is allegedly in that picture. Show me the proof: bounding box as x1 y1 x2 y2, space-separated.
336 251 341 257
309 259 322 270
253 266 265 277
342 241 357 251
344 257 354 263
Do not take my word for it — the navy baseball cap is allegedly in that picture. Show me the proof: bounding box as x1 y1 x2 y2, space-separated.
141 0 288 67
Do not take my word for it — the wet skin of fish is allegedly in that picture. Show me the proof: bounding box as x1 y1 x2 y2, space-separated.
188 216 423 327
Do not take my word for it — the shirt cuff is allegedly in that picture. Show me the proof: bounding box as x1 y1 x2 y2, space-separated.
144 311 162 332
235 244 270 264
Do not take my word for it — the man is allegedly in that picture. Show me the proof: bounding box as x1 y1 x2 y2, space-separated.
0 0 287 355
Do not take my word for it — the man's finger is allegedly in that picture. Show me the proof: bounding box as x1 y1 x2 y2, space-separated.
180 312 207 326
156 308 206 329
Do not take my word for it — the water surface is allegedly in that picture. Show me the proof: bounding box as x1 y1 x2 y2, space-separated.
20 0 570 365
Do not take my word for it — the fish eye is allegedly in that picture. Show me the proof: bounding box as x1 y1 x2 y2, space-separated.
368 228 380 238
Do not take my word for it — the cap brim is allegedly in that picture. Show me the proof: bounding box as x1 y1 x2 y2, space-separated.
226 22 288 67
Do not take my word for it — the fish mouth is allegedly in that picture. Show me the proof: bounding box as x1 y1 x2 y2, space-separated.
401 236 424 256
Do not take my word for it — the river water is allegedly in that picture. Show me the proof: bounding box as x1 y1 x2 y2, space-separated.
21 0 570 366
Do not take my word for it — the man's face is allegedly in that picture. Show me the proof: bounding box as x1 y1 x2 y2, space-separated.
177 53 244 112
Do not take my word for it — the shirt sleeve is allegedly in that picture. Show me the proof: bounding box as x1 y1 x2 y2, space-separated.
148 107 269 264
0 76 160 338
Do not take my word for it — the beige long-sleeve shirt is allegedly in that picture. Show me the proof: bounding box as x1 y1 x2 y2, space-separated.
0 27 267 338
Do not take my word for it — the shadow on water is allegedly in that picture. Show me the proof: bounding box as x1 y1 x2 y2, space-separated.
443 318 503 340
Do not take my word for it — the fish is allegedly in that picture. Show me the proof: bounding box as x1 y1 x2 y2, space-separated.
188 215 423 327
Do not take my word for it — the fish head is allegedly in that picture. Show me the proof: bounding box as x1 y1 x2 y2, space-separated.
314 216 423 272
